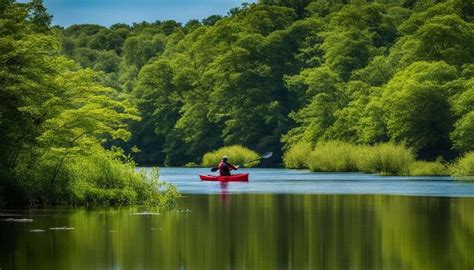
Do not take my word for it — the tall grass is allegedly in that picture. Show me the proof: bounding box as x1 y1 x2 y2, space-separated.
11 148 180 207
450 152 474 180
202 145 259 167
67 153 180 207
409 161 448 176
283 142 313 169
306 141 359 172
283 141 416 175
355 143 415 175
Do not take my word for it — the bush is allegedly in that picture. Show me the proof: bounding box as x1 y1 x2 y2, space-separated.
450 152 474 180
306 141 359 172
10 147 180 207
283 142 313 169
202 145 260 167
184 162 199 167
67 153 180 207
355 143 415 175
287 141 415 175
409 161 448 176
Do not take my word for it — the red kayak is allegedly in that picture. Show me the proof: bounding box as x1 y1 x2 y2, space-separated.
199 173 249 182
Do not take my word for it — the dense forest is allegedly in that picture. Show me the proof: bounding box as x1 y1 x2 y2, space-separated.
0 0 473 205
56 0 473 166
0 0 178 206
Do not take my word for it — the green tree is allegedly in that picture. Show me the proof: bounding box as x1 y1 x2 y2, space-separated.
321 29 371 81
414 14 474 66
450 77 474 152
382 61 457 158
283 67 343 145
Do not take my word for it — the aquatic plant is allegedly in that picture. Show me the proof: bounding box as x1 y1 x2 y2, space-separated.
283 142 313 169
450 152 474 180
68 154 180 207
306 141 359 172
355 143 415 175
289 141 416 175
10 147 180 207
184 162 199 168
201 145 260 167
409 161 449 176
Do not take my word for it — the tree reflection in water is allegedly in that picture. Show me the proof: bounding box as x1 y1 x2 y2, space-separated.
0 195 472 270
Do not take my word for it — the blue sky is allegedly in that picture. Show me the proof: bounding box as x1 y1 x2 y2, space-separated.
22 0 256 27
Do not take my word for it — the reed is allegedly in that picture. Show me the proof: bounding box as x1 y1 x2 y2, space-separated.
202 145 260 167
355 143 415 175
284 140 416 175
283 142 313 169
64 151 179 207
409 161 449 176
450 152 474 180
306 141 359 172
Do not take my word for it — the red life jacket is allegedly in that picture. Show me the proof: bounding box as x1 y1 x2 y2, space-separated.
218 160 236 176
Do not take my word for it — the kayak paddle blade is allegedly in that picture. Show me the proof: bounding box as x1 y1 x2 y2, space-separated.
211 167 219 172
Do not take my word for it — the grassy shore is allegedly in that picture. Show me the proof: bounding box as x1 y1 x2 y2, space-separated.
284 141 472 178
1 149 180 207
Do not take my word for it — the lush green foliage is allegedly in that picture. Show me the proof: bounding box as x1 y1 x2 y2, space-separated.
355 143 415 175
2 0 473 182
285 141 417 175
202 145 260 167
307 141 360 172
0 1 178 206
66 152 179 207
284 141 474 176
55 0 473 167
450 152 474 180
409 161 449 176
283 142 313 169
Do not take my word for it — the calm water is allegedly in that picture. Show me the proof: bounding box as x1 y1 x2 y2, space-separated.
1 168 473 270
158 167 474 197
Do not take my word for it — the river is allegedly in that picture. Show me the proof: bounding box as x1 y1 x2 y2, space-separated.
1 168 473 269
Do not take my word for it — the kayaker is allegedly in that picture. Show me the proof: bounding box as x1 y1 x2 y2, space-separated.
218 156 239 176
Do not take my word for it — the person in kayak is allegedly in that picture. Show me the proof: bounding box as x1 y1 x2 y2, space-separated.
218 156 239 176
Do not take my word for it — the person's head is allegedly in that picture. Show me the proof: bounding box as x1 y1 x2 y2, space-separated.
222 155 228 161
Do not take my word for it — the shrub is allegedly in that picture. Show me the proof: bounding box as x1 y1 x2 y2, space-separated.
202 145 260 167
283 142 313 169
184 162 199 167
67 152 180 207
355 143 415 175
409 161 449 176
290 141 415 175
306 141 359 172
11 147 180 207
450 152 474 180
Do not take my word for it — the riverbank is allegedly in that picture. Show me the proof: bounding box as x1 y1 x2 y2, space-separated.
283 141 474 179
0 158 180 208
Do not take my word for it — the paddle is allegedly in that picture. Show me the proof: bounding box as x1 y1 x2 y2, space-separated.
210 152 273 172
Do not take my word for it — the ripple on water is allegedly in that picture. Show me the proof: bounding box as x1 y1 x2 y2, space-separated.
29 229 45 233
3 218 33 222
130 212 160 216
50 227 74 230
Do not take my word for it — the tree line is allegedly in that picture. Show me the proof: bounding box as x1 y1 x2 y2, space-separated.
2 0 473 174
57 0 473 166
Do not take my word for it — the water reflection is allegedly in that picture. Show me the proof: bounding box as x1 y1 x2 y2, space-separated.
219 182 229 204
0 194 473 270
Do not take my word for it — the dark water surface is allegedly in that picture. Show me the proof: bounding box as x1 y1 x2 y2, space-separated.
1 168 473 270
